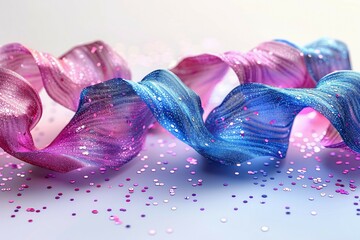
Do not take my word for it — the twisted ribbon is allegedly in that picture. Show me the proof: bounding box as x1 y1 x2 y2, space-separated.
0 39 351 172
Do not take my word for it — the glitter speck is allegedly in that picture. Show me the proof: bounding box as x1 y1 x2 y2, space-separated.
148 229 156 236
310 211 317 216
220 218 227 223
261 226 269 232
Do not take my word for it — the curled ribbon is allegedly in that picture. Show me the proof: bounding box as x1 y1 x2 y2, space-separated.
0 39 351 172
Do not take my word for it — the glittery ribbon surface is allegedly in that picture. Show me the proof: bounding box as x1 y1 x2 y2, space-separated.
0 39 351 172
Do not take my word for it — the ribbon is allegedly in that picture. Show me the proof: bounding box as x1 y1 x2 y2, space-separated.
0 39 351 172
